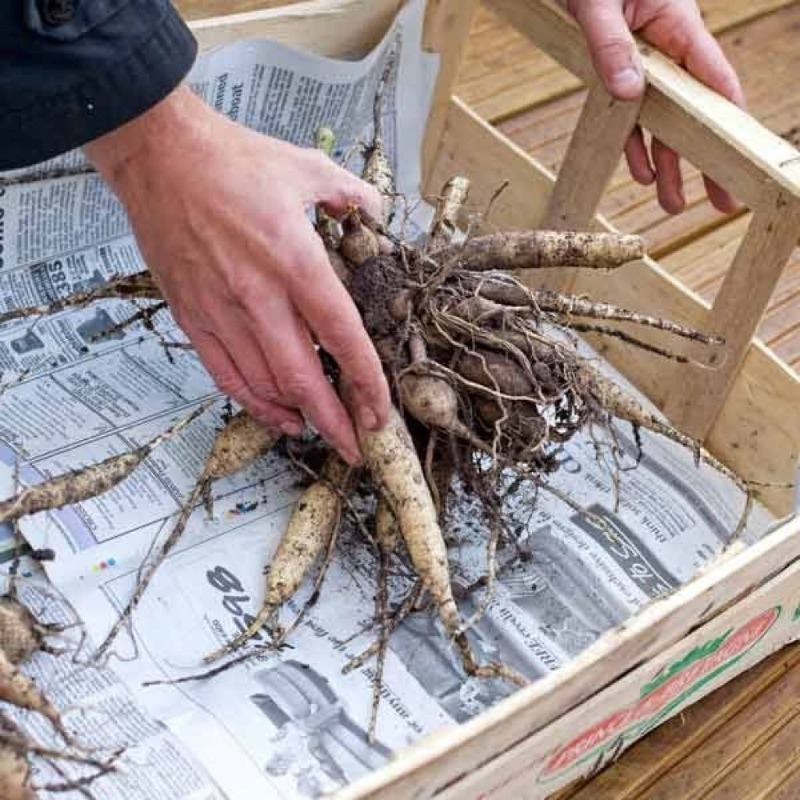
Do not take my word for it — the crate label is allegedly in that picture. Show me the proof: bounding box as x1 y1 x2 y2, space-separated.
539 606 780 782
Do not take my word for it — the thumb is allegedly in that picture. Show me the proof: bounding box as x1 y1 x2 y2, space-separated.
312 153 384 221
568 0 644 100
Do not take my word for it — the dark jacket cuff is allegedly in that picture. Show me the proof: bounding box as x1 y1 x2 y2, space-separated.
0 5 198 170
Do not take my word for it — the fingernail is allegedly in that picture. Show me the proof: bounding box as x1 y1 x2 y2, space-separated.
280 421 304 437
610 66 643 99
358 405 380 432
342 446 363 467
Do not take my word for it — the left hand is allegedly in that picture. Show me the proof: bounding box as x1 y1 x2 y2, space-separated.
565 0 745 214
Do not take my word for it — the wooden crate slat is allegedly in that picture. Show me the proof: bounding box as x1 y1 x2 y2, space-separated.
427 554 800 800
456 0 796 124
421 0 482 184
661 193 800 437
176 0 304 20
541 84 641 236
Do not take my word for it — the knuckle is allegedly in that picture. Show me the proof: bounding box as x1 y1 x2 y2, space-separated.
250 403 292 428
278 372 315 405
317 305 354 340
566 0 589 19
312 300 362 346
283 243 327 283
210 368 246 397
321 327 363 365
351 361 388 399
249 379 281 403
282 249 314 279
264 195 297 225
225 269 263 301
595 36 636 59
658 19 694 57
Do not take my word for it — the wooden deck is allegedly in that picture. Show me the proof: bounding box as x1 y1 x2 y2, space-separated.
457 2 800 795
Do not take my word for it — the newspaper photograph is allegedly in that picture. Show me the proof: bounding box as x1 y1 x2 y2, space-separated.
0 0 781 798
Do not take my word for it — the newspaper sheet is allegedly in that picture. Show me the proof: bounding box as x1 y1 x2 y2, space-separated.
0 1 780 797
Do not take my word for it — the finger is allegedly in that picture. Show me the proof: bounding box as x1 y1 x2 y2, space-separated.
685 31 745 107
187 325 304 435
651 12 745 108
703 174 739 214
651 138 685 214
282 220 391 430
642 13 743 213
239 279 363 463
624 125 655 185
308 150 384 220
568 0 644 100
682 28 743 213
210 304 282 405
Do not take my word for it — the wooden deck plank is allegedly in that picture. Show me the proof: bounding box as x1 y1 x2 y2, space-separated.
769 325 800 370
642 660 800 800
703 712 800 800
457 7 581 122
759 759 800 800
700 0 797 30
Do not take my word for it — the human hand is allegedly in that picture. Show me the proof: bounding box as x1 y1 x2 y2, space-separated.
85 86 389 465
565 0 745 213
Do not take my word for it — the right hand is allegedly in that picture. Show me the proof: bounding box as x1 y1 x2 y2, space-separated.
85 86 389 465
565 0 745 214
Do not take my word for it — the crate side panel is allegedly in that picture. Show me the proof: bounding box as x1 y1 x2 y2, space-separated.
435 556 800 800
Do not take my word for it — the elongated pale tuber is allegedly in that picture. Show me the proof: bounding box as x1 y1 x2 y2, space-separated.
0 649 71 744
204 454 352 663
0 402 211 525
357 405 461 637
434 230 644 272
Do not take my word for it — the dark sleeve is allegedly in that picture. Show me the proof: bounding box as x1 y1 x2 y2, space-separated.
0 0 198 170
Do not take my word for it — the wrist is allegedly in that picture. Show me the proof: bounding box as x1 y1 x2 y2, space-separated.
84 85 210 197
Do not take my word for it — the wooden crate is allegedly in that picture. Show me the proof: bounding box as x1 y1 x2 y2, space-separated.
180 1 800 797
